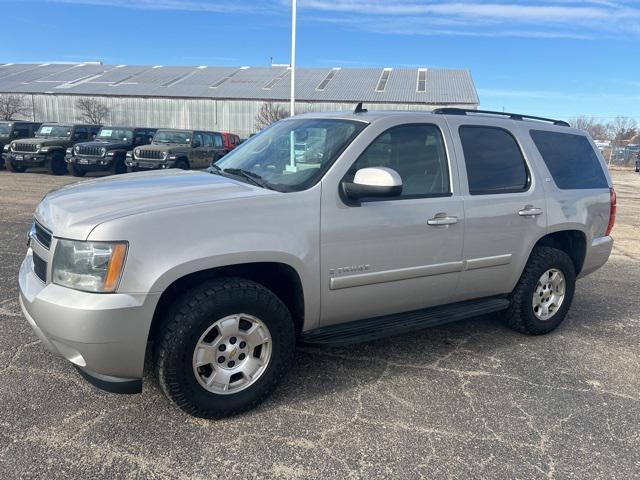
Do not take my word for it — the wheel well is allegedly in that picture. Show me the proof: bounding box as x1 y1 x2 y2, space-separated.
147 262 305 343
533 230 587 274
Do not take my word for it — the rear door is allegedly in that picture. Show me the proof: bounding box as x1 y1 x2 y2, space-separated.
446 118 548 301
192 132 206 168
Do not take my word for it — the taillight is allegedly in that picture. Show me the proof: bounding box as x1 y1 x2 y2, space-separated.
605 187 616 236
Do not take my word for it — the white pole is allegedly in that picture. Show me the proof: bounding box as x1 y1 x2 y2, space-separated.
290 0 297 117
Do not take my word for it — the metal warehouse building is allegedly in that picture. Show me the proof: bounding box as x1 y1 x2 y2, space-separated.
0 62 479 137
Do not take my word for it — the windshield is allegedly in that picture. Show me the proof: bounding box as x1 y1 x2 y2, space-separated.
0 123 11 135
153 130 191 145
96 128 133 142
214 118 366 192
36 125 72 138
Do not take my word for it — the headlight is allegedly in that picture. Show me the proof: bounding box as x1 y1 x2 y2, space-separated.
75 145 80 153
161 151 168 160
52 239 128 293
35 144 42 151
100 147 107 156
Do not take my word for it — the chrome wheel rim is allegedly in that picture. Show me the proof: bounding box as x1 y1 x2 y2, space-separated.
532 268 566 321
192 314 272 395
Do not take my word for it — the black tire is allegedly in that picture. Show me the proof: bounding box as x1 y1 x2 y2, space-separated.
110 155 127 175
154 277 295 418
47 152 67 175
174 159 189 170
6 160 26 173
505 246 576 335
67 163 86 177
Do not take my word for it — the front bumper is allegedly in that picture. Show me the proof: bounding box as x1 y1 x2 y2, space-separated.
579 235 614 278
125 158 175 170
7 152 48 167
66 154 113 171
18 249 160 392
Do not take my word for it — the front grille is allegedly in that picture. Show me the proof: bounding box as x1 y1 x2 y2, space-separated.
77 145 104 157
33 221 52 249
136 149 164 160
13 143 37 153
33 252 47 282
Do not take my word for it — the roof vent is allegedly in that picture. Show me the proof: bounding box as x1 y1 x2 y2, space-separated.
375 68 392 92
263 69 290 90
210 69 242 88
416 69 427 93
316 68 340 91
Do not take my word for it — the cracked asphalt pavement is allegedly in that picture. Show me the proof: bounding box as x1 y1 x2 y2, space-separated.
0 168 639 479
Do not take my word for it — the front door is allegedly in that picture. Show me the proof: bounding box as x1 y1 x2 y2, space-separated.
320 120 464 326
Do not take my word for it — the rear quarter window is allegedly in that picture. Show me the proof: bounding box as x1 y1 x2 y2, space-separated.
530 130 608 189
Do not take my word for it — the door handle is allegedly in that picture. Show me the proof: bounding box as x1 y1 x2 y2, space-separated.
427 215 458 226
518 207 543 217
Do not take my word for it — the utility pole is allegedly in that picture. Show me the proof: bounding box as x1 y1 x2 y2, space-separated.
290 0 297 116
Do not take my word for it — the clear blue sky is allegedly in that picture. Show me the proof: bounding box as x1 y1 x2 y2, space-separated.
1 0 639 122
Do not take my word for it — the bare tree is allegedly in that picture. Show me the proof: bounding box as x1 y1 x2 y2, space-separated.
0 94 31 120
569 116 609 140
76 98 110 124
607 116 637 142
254 103 289 131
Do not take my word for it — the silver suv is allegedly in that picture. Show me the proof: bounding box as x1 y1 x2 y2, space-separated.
18 108 615 418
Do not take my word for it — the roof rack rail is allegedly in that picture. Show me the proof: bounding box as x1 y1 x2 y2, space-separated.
432 108 570 127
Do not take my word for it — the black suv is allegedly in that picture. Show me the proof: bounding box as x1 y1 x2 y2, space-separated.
66 127 157 176
6 123 101 174
0 121 41 169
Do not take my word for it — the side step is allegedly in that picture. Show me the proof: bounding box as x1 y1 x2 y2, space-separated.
301 296 510 346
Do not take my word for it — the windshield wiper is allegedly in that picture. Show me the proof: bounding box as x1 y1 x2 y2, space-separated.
222 168 274 190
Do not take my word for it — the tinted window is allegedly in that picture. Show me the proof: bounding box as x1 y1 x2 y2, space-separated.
193 133 204 147
74 127 89 141
214 134 223 148
14 127 29 137
203 133 214 148
351 124 450 198
459 126 528 195
530 130 608 189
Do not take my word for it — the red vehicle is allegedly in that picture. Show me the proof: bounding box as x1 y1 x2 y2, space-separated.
222 132 241 153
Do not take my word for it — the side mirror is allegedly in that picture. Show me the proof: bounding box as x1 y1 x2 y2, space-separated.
341 167 403 205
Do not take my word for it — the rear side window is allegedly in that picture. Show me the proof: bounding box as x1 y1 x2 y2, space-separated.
459 126 529 195
530 130 608 189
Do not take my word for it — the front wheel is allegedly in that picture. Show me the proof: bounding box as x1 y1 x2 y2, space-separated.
505 246 576 335
174 159 189 170
154 278 295 418
67 163 86 177
6 160 26 173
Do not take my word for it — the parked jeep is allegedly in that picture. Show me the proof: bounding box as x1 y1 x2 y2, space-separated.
66 127 157 177
6 123 101 174
0 121 42 169
221 132 241 154
19 108 615 418
125 129 225 172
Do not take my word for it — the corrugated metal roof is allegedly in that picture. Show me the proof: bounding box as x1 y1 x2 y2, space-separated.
0 63 479 105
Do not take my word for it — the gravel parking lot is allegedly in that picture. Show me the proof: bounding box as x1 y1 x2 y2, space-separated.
0 168 638 479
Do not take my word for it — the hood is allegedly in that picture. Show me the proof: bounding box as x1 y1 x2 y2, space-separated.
35 169 275 239
138 143 189 154
14 137 70 147
77 140 130 150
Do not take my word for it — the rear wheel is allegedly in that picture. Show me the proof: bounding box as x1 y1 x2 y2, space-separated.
6 160 26 173
505 246 576 335
154 278 295 418
67 163 86 177
47 152 67 175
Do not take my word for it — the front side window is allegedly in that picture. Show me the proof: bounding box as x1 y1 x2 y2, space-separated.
530 130 608 189
37 125 72 138
214 134 223 148
350 124 450 198
193 133 204 147
215 118 366 192
203 133 214 148
459 126 528 195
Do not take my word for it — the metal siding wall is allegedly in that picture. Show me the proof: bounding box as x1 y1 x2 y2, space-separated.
25 94 472 138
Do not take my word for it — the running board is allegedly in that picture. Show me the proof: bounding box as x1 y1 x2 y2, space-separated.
301 297 510 346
